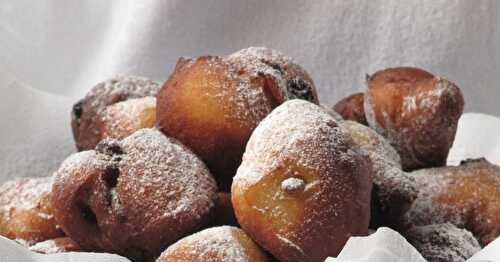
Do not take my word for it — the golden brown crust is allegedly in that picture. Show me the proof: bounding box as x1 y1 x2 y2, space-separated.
365 67 464 171
402 159 500 246
157 48 318 191
333 93 367 125
97 97 157 141
368 67 434 87
371 158 500 248
338 120 412 229
52 129 218 261
232 100 372 262
71 76 160 151
0 177 63 244
227 47 319 105
157 56 263 191
157 226 269 262
29 237 81 254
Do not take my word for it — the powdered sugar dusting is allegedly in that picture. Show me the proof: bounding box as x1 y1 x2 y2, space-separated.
0 176 62 244
276 234 305 256
229 46 295 64
72 75 161 150
228 47 290 100
233 99 371 261
55 150 109 182
406 223 481 262
0 177 53 212
340 120 401 168
403 159 500 246
231 69 274 126
53 128 218 259
338 120 405 190
227 47 293 75
187 56 274 129
281 177 305 192
100 97 156 139
234 99 356 188
83 76 160 115
401 78 460 118
363 90 385 135
365 75 464 171
29 237 80 254
29 239 66 254
404 171 461 225
338 120 417 217
161 226 258 261
227 47 316 102
117 128 218 225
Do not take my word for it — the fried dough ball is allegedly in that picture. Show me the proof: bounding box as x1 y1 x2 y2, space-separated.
52 128 218 261
339 120 401 168
368 67 434 87
338 120 416 228
98 97 157 141
0 177 63 244
401 158 500 246
227 47 318 103
372 158 500 247
212 192 238 227
71 76 160 151
334 92 367 125
156 226 269 262
232 100 372 262
29 237 81 254
405 223 481 262
364 67 464 171
157 47 318 191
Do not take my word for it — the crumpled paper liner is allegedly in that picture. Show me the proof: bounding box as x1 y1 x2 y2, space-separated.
0 237 130 262
1 75 499 261
447 113 500 166
326 227 426 262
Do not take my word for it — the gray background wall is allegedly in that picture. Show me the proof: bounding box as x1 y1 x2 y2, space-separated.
1 0 499 115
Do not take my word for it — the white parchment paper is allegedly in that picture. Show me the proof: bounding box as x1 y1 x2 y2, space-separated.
0 237 130 262
326 228 426 262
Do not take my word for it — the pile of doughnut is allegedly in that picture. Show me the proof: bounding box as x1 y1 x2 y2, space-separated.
0 47 498 262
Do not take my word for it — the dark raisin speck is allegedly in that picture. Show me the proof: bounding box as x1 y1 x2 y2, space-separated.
72 101 84 119
287 78 314 101
103 166 120 188
79 203 97 225
96 139 124 155
460 158 487 166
